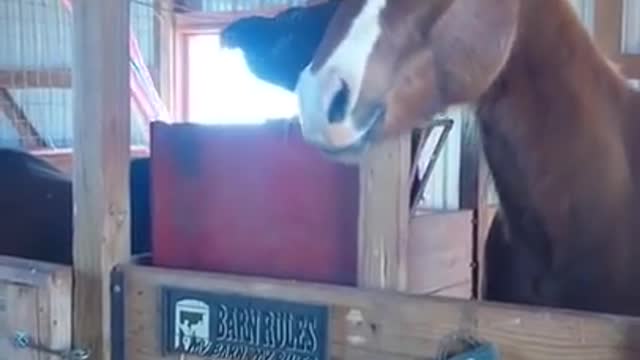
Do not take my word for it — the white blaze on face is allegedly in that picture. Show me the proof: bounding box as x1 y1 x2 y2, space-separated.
295 0 387 149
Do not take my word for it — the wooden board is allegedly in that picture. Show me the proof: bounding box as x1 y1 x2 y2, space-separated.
115 262 640 360
0 256 72 360
408 210 473 298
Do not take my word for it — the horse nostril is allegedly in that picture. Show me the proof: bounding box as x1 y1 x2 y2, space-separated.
327 79 350 123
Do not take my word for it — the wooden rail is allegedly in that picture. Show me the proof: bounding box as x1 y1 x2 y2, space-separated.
114 262 640 360
0 256 72 360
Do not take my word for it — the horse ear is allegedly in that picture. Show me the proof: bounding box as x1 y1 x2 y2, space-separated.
430 0 520 104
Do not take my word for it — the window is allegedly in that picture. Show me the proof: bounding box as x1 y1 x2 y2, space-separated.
185 33 299 124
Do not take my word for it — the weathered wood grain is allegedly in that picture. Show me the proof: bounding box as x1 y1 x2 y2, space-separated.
118 263 640 360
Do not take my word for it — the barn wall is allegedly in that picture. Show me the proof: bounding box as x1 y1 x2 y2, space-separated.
0 0 156 149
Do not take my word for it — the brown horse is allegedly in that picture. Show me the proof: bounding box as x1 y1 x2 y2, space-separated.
294 0 640 317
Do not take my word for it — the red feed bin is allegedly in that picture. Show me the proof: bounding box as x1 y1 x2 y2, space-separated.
150 121 360 286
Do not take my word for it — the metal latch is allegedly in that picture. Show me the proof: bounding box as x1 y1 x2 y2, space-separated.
436 332 501 360
446 343 501 360
13 331 91 360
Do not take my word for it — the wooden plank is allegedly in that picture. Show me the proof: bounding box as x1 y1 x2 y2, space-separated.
407 210 473 298
0 70 71 89
118 263 640 360
358 135 411 290
71 0 132 359
0 255 71 288
36 266 73 360
0 284 39 360
0 257 72 360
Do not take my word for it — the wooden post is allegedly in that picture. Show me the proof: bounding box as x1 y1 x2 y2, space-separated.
71 1 131 359
358 135 412 290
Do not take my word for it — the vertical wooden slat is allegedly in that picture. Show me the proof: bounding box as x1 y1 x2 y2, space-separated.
36 269 73 360
71 1 131 359
358 135 411 291
4 285 38 360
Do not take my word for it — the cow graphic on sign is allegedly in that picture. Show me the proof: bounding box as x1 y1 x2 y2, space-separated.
174 299 211 352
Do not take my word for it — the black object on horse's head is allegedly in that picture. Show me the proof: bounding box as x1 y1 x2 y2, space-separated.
220 0 341 91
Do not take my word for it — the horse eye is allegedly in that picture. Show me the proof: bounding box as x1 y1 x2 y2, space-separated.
327 79 350 123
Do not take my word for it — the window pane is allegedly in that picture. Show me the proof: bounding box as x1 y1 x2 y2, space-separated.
187 34 299 124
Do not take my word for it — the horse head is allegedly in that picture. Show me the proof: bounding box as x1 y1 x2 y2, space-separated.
295 0 520 163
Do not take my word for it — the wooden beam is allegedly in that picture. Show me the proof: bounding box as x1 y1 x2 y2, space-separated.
358 136 411 290
0 69 71 88
0 88 48 149
71 1 131 360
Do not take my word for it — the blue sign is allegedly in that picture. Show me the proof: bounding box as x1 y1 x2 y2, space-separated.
162 287 329 360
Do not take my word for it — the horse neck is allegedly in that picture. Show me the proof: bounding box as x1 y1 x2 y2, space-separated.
475 0 640 245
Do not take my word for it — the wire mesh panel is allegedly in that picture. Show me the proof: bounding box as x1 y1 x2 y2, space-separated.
0 0 157 151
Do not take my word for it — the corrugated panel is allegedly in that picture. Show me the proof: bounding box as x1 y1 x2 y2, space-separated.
0 112 20 148
0 0 155 149
622 0 640 54
0 0 155 68
0 88 148 148
0 0 71 69
131 0 156 67
201 0 308 12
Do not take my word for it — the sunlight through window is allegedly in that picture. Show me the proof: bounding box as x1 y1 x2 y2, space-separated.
187 34 299 124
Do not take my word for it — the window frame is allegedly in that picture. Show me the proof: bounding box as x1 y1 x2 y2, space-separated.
173 7 297 122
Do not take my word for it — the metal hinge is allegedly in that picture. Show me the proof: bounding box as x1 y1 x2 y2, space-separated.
13 331 91 360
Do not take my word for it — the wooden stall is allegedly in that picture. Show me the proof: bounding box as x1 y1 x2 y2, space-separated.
114 259 640 360
0 256 72 360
